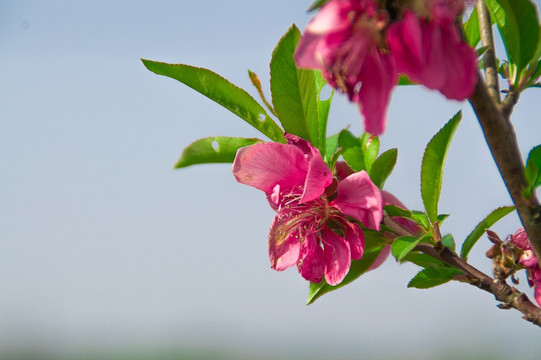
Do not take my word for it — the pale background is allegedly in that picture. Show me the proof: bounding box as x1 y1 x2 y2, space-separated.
1 1 541 359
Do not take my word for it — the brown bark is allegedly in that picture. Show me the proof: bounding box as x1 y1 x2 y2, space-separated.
472 0 541 269
384 214 541 327
469 76 541 270
476 1 500 103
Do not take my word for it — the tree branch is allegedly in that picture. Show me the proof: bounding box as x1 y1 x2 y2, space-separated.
468 75 541 270
383 215 541 327
470 0 541 283
416 241 541 327
476 0 500 104
500 89 520 120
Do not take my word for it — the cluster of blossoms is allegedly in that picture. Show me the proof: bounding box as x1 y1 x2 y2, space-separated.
511 228 541 307
233 134 383 285
294 0 478 134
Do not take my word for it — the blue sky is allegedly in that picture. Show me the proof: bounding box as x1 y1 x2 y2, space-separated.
1 1 541 358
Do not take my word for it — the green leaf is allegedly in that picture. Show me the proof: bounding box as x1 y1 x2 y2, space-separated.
315 72 333 154
437 214 450 225
464 6 481 47
412 211 430 230
398 74 416 85
306 230 387 305
442 234 456 252
370 148 398 188
326 134 343 172
360 133 380 172
408 265 462 289
402 252 444 268
384 205 426 236
392 236 422 262
338 130 365 172
325 133 339 162
141 59 285 143
270 25 320 147
328 150 343 172
477 46 490 58
484 0 541 71
337 132 382 174
525 60 541 88
460 206 515 260
525 145 541 197
384 204 414 219
307 0 330 11
420 111 462 223
174 137 263 168
534 26 541 63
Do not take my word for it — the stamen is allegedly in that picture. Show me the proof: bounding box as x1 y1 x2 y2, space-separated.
274 191 330 245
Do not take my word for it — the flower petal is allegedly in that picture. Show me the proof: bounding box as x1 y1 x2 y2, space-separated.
511 228 532 251
306 0 351 34
301 150 333 203
284 134 332 203
532 270 541 306
420 21 447 90
535 284 541 307
428 0 465 25
233 142 308 195
298 234 325 283
388 13 446 91
268 216 301 271
438 25 478 100
387 11 477 101
356 48 397 135
322 227 351 286
335 161 355 180
386 11 423 80
294 32 327 69
295 0 397 135
342 220 365 260
330 170 383 230
520 250 538 269
294 0 351 69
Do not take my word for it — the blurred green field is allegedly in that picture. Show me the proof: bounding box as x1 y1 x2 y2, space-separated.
0 347 512 360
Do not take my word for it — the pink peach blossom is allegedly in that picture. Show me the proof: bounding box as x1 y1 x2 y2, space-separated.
233 135 383 285
295 0 477 135
294 0 397 135
387 9 477 100
422 0 467 24
511 228 541 307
